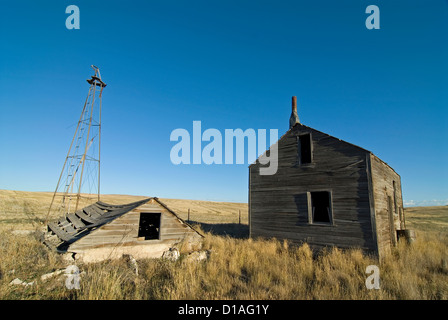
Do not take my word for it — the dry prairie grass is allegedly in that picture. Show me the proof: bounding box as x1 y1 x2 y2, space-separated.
0 190 446 300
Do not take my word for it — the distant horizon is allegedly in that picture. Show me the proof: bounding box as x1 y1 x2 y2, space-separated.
1 188 446 208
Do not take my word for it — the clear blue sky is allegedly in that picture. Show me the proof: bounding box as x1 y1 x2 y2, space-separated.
0 1 447 205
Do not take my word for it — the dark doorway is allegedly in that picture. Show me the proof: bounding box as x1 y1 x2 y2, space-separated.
310 191 331 224
138 213 161 240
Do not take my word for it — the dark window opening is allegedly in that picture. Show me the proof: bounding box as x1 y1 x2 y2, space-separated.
310 191 331 224
299 134 312 164
138 213 161 240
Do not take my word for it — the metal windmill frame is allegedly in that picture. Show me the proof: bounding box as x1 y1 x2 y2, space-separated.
45 66 106 224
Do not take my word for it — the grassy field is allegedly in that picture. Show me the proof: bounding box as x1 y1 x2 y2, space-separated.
0 190 248 233
0 189 447 300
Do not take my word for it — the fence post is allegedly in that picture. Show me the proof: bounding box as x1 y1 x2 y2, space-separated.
188 208 190 223
239 210 241 225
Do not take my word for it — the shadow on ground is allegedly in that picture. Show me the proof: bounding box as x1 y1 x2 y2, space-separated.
187 221 249 239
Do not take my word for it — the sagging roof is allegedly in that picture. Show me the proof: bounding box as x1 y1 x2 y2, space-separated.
45 198 152 250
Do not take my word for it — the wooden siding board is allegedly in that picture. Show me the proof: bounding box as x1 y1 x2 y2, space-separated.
69 239 180 251
251 225 374 250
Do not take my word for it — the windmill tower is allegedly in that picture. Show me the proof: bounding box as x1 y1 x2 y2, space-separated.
45 66 106 223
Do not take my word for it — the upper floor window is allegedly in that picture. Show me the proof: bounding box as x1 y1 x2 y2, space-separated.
298 133 312 164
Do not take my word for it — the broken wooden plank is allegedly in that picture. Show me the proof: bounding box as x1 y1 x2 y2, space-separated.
67 213 87 229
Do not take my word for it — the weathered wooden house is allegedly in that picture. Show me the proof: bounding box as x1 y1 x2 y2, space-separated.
249 97 410 259
45 197 203 262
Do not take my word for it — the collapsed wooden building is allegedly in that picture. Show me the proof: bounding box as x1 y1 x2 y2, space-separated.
44 197 203 262
249 97 412 259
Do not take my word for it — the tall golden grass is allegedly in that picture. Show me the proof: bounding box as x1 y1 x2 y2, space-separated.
0 190 446 300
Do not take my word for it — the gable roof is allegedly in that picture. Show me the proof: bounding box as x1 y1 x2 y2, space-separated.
250 123 398 175
45 197 202 252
